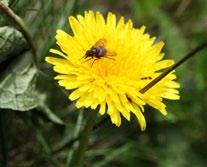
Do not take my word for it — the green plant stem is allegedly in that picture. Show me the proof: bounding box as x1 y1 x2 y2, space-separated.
69 110 97 167
0 2 36 61
0 111 8 167
52 115 108 154
140 41 207 93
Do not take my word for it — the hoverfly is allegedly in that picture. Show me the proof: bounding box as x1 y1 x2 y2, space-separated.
82 38 116 66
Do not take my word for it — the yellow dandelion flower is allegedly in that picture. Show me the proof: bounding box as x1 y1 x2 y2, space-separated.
45 11 180 130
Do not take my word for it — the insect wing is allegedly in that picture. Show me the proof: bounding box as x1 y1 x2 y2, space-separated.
106 50 117 57
94 38 107 47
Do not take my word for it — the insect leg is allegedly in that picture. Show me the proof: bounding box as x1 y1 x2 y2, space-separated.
83 57 93 63
104 56 115 60
91 59 97 67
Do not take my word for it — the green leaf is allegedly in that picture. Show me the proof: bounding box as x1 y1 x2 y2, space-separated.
0 51 38 111
0 26 27 63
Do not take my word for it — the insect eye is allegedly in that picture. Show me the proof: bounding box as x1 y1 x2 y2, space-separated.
86 50 90 54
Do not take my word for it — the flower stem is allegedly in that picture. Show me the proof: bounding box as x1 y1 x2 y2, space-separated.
52 115 108 155
140 41 207 93
69 110 97 167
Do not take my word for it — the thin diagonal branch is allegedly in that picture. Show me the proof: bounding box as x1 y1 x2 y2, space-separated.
0 2 36 60
140 41 207 93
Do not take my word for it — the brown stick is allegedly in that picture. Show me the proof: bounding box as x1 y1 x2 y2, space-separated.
140 41 207 93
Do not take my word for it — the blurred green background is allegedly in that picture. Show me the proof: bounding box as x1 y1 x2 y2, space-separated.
0 0 207 167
